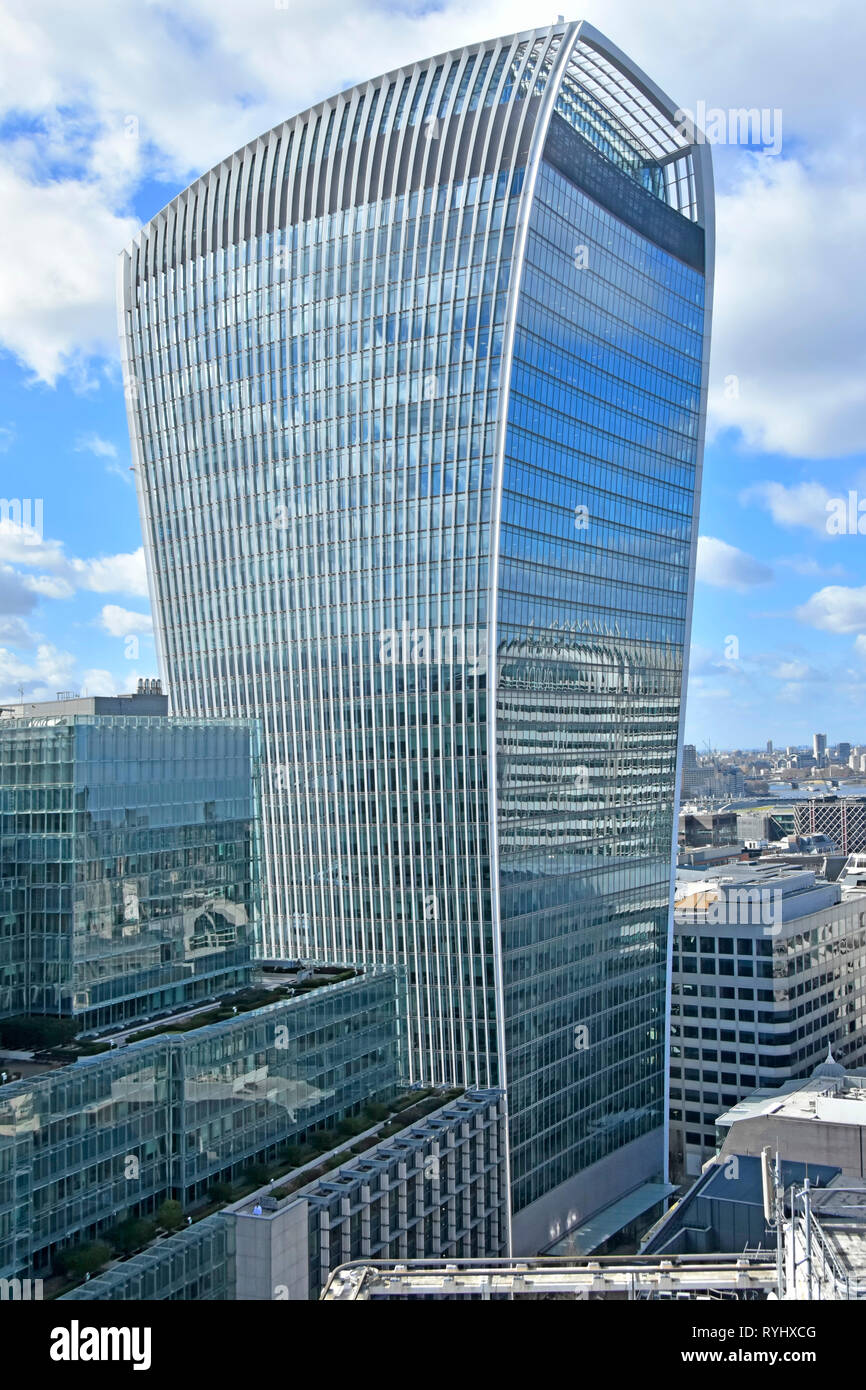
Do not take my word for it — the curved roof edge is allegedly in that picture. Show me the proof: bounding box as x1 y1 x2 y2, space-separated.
121 19 713 257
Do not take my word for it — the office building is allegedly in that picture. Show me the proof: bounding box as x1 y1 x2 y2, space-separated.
678 810 738 849
645 1056 866 1294
0 696 258 1029
714 1052 866 1174
795 796 866 855
0 966 400 1280
735 806 788 845
120 22 714 1245
670 863 866 1178
813 733 827 767
62 1088 506 1301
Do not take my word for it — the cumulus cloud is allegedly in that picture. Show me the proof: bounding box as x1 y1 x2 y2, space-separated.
69 550 148 596
0 520 148 598
0 164 139 385
709 158 866 457
696 535 774 591
0 642 148 702
741 481 834 537
796 585 866 634
0 0 864 446
0 563 39 616
0 616 35 645
79 667 123 695
99 603 152 637
22 574 75 600
0 641 77 698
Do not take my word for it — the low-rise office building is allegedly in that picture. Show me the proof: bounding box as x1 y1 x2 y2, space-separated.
63 1089 507 1301
0 695 259 1028
678 810 739 850
670 863 866 1179
646 1055 866 1292
0 966 400 1280
714 1052 866 1175
794 796 866 855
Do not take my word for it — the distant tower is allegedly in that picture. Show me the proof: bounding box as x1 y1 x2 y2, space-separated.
766 740 773 755
813 733 827 767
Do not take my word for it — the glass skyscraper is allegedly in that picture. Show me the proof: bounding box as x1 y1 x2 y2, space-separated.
120 21 713 1247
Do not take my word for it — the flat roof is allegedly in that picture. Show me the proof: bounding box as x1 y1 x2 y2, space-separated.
716 1072 866 1129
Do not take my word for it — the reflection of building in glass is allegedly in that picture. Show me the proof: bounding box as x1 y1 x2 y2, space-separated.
0 967 399 1280
0 700 259 1028
680 744 745 800
121 21 713 1247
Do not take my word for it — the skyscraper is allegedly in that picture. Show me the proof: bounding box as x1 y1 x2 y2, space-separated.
120 21 713 1248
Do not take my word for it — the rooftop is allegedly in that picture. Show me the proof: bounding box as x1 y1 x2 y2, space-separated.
0 965 369 1081
0 684 167 719
811 1177 866 1284
230 1087 493 1218
715 1060 866 1131
674 861 852 927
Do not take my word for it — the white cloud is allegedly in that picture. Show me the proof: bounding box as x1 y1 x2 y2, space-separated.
0 563 39 616
99 603 152 637
776 682 805 705
69 550 148 596
0 616 35 646
741 481 834 536
709 158 866 457
0 641 77 699
0 425 15 453
0 0 864 435
75 432 117 459
773 659 814 682
0 520 66 568
796 585 866 634
79 667 122 695
777 554 847 579
0 521 148 598
0 163 139 384
105 461 134 487
696 535 774 591
23 574 75 600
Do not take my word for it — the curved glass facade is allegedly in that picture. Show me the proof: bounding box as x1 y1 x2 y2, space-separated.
121 22 713 1232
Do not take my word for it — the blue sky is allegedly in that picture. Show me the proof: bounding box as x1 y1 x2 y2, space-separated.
0 0 864 749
